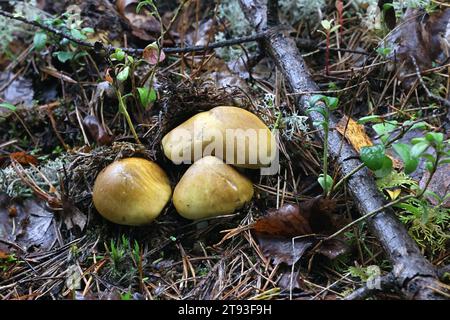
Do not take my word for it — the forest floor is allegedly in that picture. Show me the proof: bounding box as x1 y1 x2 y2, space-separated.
0 0 449 300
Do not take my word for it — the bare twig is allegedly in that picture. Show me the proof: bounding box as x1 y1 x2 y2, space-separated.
0 9 368 57
345 273 398 300
410 55 450 109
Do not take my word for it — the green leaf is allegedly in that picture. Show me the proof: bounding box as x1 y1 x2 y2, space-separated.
360 144 386 171
327 97 339 110
392 143 418 174
53 51 74 63
307 106 329 119
376 47 392 57
33 32 47 51
425 132 444 144
117 66 130 82
313 120 324 128
357 115 383 124
82 27 94 34
0 102 16 111
411 141 429 158
374 156 393 178
137 87 157 108
408 121 428 131
372 122 397 144
318 174 333 193
411 137 426 145
308 94 326 108
321 20 332 30
421 153 435 163
425 161 434 172
70 29 87 41
329 25 340 33
111 48 125 61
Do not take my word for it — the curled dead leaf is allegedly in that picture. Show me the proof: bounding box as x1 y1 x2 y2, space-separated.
83 115 113 146
117 0 161 41
253 197 349 266
143 42 166 65
253 204 312 237
9 152 39 166
385 8 450 88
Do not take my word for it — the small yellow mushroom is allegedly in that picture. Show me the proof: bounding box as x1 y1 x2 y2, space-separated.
162 106 276 168
92 158 171 226
173 156 254 220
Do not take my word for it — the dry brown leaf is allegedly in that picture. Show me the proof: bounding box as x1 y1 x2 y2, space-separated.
385 8 450 88
253 197 338 238
0 250 10 259
253 197 349 266
0 193 56 252
336 115 373 153
83 115 113 146
253 204 313 237
256 235 314 265
117 0 161 41
336 115 402 169
9 152 39 166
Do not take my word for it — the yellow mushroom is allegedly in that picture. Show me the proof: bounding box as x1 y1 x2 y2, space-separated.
173 156 254 220
162 106 276 168
92 158 171 226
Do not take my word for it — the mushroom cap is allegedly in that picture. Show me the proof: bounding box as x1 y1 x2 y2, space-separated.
173 156 254 220
162 106 276 168
92 158 172 226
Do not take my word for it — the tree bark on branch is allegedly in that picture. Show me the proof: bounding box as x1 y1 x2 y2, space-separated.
240 0 447 299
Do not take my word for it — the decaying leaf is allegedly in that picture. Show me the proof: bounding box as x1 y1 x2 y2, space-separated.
384 8 450 88
336 116 373 153
337 116 401 169
253 197 350 266
61 195 87 231
83 115 113 146
257 235 315 265
0 72 34 114
143 42 166 65
9 152 39 166
253 204 312 237
0 193 56 252
0 250 10 259
315 238 350 260
117 0 161 41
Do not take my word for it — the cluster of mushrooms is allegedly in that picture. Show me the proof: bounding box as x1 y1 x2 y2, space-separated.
92 106 276 226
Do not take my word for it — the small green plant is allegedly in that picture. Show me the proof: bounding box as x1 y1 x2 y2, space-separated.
36 9 94 63
0 253 18 272
348 265 381 282
318 19 340 75
307 94 339 195
109 236 127 268
105 235 145 283
356 118 435 179
376 46 392 58
396 197 449 256
120 291 133 300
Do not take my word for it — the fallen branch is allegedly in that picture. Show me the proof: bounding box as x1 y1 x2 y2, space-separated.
0 9 368 57
240 0 447 299
345 273 397 300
